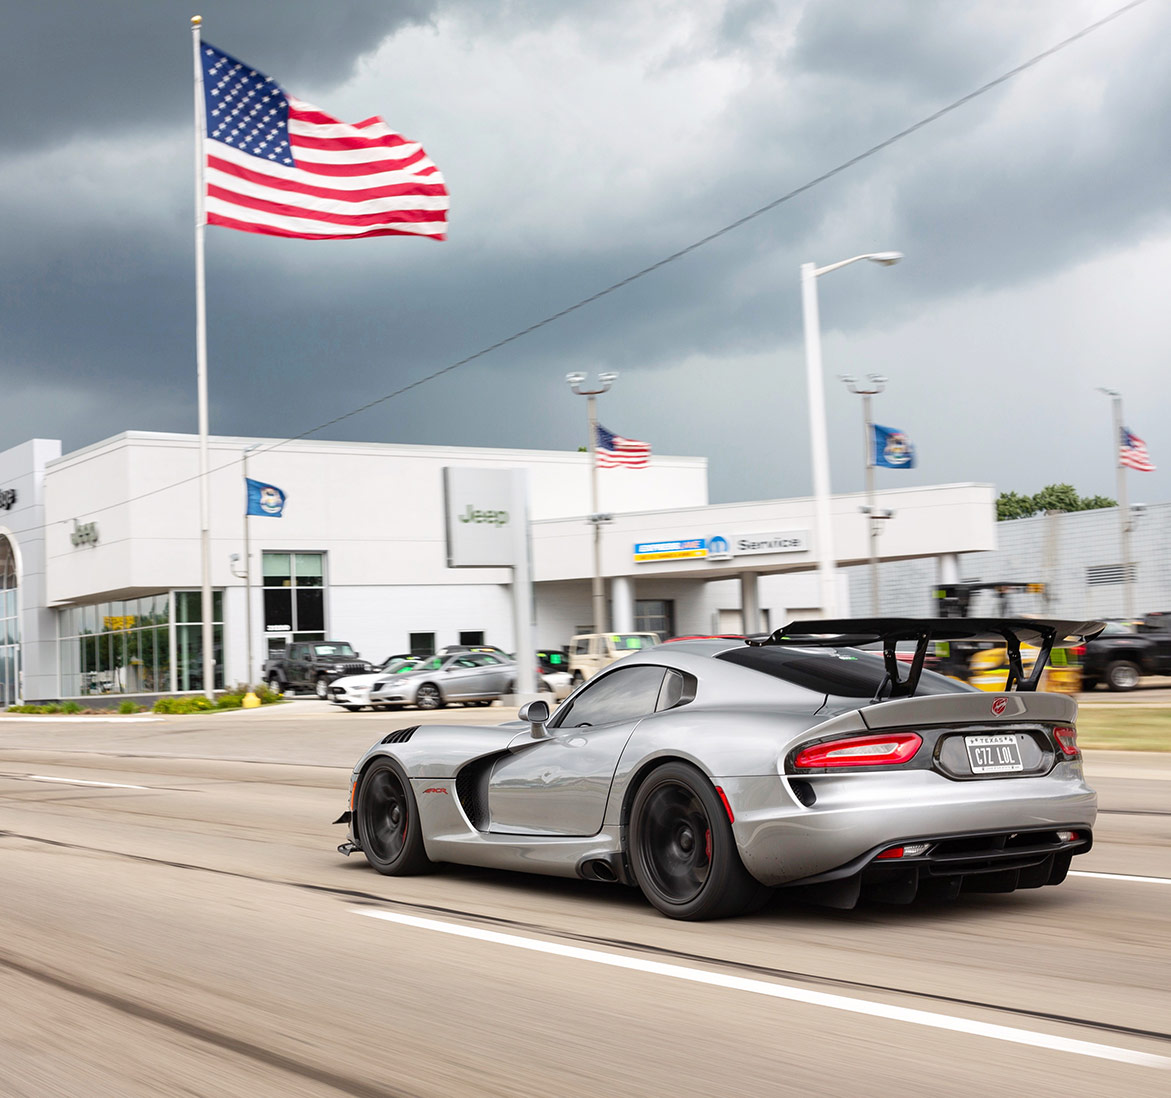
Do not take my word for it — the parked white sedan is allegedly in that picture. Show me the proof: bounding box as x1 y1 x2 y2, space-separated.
328 656 422 711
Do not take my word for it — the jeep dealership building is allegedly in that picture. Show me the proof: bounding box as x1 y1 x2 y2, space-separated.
0 431 996 703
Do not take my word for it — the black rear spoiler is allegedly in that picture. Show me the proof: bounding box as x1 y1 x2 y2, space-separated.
747 617 1105 697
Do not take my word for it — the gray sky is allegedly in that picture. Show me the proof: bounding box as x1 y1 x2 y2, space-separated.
3 0 1171 505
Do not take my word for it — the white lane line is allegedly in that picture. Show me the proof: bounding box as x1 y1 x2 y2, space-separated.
21 775 149 790
1071 870 1171 885
354 909 1170 1071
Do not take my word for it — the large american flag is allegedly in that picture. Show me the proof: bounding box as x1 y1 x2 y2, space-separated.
1120 427 1156 472
596 424 651 468
199 44 448 241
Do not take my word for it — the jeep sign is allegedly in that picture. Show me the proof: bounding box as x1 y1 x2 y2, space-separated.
444 467 523 567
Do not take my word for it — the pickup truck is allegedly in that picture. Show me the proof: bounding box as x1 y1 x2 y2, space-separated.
264 640 374 699
1080 621 1171 691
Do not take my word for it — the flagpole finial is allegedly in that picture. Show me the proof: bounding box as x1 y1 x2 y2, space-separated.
191 15 202 26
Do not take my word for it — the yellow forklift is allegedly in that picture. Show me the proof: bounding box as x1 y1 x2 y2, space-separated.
933 582 1082 694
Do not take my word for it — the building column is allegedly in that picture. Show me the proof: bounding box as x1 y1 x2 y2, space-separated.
611 575 634 632
740 571 761 634
936 553 960 587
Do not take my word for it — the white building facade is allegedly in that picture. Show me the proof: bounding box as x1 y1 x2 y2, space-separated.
0 431 998 703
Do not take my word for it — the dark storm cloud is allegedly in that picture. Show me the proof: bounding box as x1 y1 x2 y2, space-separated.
4 1 1171 505
0 0 436 154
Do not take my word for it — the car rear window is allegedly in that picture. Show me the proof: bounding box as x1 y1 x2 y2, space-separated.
716 646 971 698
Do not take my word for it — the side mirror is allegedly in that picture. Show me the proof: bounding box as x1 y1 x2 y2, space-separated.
518 699 550 739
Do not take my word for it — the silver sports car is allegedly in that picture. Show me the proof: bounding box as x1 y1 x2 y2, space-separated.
336 618 1102 920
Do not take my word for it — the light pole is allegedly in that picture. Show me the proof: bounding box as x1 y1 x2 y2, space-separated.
801 252 902 618
1098 387 1134 618
840 373 892 615
567 371 618 634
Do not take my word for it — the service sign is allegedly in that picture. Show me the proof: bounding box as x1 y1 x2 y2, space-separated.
444 467 520 567
729 530 808 556
633 538 706 563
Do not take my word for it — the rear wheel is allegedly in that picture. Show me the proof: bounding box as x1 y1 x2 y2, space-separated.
355 759 430 875
416 683 444 710
628 762 762 920
1105 660 1140 692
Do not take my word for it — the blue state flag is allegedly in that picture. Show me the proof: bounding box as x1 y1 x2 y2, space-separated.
246 478 287 517
872 424 916 469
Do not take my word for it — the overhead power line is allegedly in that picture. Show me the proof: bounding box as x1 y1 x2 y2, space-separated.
65 0 1152 523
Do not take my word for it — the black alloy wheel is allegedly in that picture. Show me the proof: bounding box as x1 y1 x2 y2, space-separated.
629 762 763 920
355 759 430 875
416 683 444 710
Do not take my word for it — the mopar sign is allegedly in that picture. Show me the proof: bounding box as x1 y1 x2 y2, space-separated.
633 538 706 563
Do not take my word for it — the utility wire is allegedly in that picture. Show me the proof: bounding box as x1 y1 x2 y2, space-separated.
62 0 1151 525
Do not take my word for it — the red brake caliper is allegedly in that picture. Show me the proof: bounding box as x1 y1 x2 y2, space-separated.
704 828 712 862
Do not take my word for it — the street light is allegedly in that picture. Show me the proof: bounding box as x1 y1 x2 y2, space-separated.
800 252 903 618
1097 386 1134 618
840 373 894 614
567 371 618 633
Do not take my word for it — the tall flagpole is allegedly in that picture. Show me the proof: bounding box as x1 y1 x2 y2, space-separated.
192 16 215 699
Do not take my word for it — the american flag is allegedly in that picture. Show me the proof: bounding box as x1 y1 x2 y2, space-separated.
596 424 651 468
199 44 448 241
1120 427 1156 472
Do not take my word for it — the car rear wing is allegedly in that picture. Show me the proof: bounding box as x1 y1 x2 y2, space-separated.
747 617 1105 697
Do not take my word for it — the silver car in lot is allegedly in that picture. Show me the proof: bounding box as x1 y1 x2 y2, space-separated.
328 655 422 711
368 651 516 710
337 618 1101 920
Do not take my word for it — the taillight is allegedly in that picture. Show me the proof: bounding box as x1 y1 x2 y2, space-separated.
876 842 932 859
793 732 923 769
1071 645 1086 658
1054 726 1079 758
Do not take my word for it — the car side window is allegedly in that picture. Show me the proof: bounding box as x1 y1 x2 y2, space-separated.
455 657 478 668
572 637 591 656
552 665 667 728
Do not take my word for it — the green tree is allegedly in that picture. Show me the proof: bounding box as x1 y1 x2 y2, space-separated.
996 484 1116 521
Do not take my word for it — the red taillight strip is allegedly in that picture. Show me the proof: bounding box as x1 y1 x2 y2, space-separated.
793 732 923 770
1054 726 1080 758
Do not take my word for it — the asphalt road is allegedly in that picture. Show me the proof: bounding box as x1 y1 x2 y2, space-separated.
1 702 1169 1097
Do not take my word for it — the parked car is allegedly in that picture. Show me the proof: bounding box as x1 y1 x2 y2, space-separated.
264 641 373 699
537 648 572 699
1080 620 1171 691
568 632 660 685
337 617 1099 920
328 655 422 711
369 651 515 710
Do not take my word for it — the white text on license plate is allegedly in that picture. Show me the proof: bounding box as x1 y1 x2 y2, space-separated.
965 734 1023 774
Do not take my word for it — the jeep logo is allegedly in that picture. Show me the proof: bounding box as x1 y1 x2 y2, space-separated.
458 505 509 527
71 520 99 548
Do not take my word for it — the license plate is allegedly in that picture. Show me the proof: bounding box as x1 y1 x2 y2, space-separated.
965 734 1023 774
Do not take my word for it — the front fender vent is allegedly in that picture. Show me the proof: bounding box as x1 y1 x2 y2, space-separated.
456 764 489 830
381 726 418 744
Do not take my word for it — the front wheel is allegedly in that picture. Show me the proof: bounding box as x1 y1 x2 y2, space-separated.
267 674 283 696
415 683 444 710
315 676 330 699
354 759 430 874
1106 660 1140 692
628 762 763 920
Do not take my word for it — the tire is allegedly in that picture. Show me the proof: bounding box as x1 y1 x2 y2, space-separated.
628 762 763 920
343 705 361 712
267 674 284 696
1105 660 1141 692
571 671 585 687
415 683 444 710
354 758 430 875
315 676 330 700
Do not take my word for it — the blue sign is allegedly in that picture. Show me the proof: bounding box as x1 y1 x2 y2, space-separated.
633 538 706 563
872 424 916 469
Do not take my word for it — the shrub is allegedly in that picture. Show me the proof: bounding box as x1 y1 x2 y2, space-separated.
152 695 215 714
118 700 142 714
62 701 82 714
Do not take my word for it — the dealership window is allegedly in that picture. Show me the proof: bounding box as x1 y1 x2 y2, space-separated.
263 552 326 648
58 593 177 697
635 599 675 640
0 537 18 707
175 591 224 692
409 632 436 656
459 630 484 646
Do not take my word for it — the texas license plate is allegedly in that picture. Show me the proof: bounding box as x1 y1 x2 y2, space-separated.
965 734 1023 774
